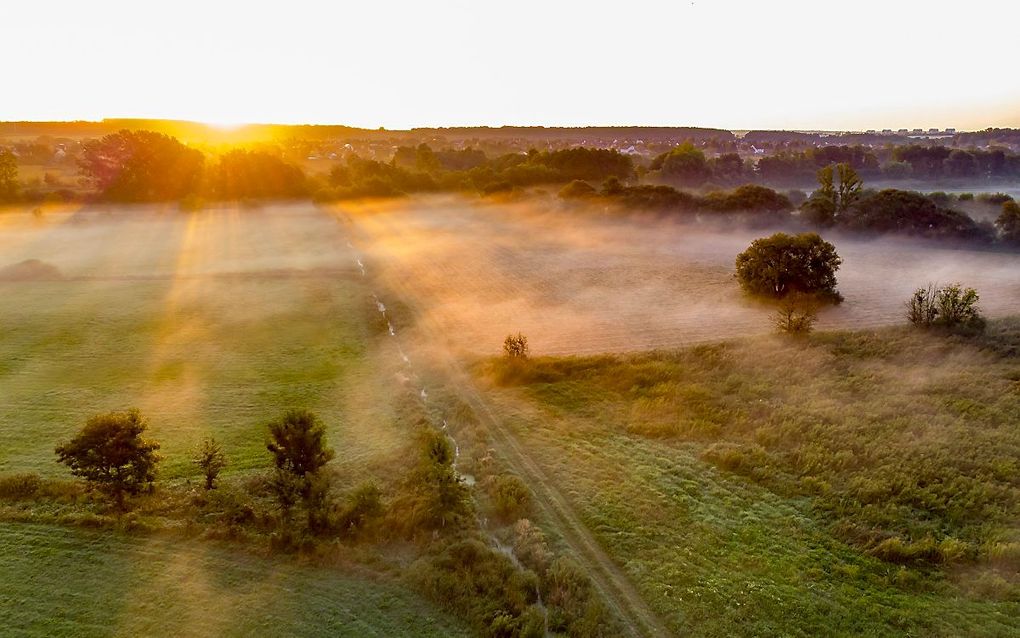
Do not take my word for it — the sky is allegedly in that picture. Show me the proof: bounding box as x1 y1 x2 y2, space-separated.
3 0 1018 131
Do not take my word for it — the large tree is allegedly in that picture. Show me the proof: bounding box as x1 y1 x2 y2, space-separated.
996 200 1020 244
55 409 161 508
79 130 204 201
735 232 843 303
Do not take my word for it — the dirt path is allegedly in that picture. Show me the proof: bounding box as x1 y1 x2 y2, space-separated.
336 212 672 638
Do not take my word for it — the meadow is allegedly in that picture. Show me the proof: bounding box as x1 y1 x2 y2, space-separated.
0 523 470 637
1 196 1019 637
477 324 1020 636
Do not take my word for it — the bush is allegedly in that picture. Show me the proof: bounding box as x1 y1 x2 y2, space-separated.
266 409 335 530
774 293 818 334
336 481 384 538
491 474 531 521
558 180 598 200
545 557 616 637
0 472 42 500
906 283 984 333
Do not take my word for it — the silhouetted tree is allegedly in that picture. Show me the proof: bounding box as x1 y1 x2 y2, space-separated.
0 149 18 201
78 130 204 201
997 200 1020 244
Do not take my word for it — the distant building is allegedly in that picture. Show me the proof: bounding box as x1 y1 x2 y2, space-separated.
898 129 909 134
912 129 923 134
882 129 893 134
945 128 956 134
928 128 939 134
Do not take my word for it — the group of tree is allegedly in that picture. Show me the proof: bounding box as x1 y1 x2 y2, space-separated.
648 143 749 186
0 148 19 202
800 163 1012 244
906 283 985 333
75 130 309 202
756 144 1020 185
319 145 635 200
563 178 794 219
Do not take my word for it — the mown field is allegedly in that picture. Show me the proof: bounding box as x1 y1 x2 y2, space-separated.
0 523 470 637
476 322 1020 636
0 204 409 479
344 195 1020 357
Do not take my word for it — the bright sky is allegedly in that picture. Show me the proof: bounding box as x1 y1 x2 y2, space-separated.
4 0 1018 130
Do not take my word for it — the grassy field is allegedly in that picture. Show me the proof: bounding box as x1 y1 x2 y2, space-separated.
477 322 1020 636
0 523 471 637
0 205 409 479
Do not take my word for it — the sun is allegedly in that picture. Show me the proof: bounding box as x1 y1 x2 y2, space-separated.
202 119 247 131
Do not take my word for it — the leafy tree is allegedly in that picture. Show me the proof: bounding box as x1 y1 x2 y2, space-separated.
657 143 710 185
267 409 335 529
735 232 842 303
841 189 992 242
558 180 598 199
193 437 228 490
78 130 204 201
997 200 1020 244
267 409 335 490
801 166 837 226
0 149 19 201
404 427 472 532
55 409 161 508
836 163 863 213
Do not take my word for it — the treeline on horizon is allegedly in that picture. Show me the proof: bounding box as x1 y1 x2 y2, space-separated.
1 128 1019 247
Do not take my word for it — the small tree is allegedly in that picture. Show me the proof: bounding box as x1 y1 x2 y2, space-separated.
504 333 530 360
55 409 161 508
906 284 940 328
266 409 335 530
774 293 818 334
193 437 228 490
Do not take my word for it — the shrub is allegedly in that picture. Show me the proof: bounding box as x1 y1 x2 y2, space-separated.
558 180 598 199
545 557 615 637
906 283 984 333
492 474 531 521
193 437 228 490
0 472 42 500
774 293 819 334
55 409 161 509
503 333 529 360
336 481 384 538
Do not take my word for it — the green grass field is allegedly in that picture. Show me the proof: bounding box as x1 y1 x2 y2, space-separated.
0 206 407 480
481 323 1020 636
0 523 471 637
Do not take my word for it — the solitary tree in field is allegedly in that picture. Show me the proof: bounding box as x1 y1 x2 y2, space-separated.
55 409 161 508
193 437 228 490
735 232 843 303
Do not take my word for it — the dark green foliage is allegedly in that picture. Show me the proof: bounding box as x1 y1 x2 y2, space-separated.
209 149 307 199
997 200 1020 244
266 409 335 481
78 130 204 202
842 189 992 241
409 537 543 638
266 409 335 529
55 409 161 508
701 184 792 213
735 232 842 302
398 427 473 533
193 437 227 490
653 142 711 185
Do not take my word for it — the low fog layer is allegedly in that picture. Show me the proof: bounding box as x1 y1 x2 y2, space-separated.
345 196 1020 356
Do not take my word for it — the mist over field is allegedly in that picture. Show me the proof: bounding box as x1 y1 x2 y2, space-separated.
342 195 1020 356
